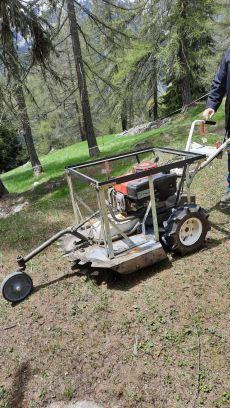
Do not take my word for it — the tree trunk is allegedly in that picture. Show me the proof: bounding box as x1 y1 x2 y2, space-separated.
179 41 192 107
15 85 44 176
153 80 158 120
67 45 86 142
121 99 127 131
0 179 8 198
128 96 134 128
7 29 43 177
75 99 86 141
179 1 192 108
66 0 100 157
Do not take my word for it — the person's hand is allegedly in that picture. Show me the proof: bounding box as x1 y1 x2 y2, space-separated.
202 108 215 121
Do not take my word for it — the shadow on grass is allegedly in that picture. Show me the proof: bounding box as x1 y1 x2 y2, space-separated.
11 237 219 303
207 200 230 216
107 258 172 291
209 220 230 236
11 257 172 307
9 361 31 408
9 225 224 306
207 201 230 243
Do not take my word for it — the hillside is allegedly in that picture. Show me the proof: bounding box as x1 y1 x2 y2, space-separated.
1 102 230 408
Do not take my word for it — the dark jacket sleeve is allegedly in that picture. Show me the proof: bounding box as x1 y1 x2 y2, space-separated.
206 48 229 112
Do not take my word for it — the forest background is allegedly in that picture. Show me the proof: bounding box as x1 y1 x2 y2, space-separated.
0 0 230 176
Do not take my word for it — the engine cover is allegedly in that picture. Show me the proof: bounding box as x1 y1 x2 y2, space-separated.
127 172 177 204
108 161 177 215
108 172 177 215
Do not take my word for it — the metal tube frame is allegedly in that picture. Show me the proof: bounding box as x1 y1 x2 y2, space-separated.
65 146 206 188
148 175 159 242
64 146 206 259
15 145 206 274
108 218 136 247
141 201 152 235
186 167 191 204
97 189 114 259
66 170 80 225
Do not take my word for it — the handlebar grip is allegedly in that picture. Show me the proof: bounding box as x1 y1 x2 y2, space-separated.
205 120 216 125
200 121 204 136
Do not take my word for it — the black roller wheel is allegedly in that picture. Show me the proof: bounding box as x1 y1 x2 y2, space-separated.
1 272 33 302
163 203 210 254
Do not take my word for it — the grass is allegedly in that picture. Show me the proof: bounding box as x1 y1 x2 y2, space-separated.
1 100 221 194
1 101 230 408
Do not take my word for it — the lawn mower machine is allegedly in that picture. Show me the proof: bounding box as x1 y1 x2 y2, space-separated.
2 119 228 303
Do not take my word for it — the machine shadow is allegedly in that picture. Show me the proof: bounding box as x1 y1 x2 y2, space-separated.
9 361 32 407
207 200 230 216
35 257 173 293
11 258 172 307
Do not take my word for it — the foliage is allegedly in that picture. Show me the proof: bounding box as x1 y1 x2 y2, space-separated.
0 0 228 158
160 0 216 110
0 122 28 173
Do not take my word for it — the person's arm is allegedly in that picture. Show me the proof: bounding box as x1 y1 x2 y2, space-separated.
205 48 229 113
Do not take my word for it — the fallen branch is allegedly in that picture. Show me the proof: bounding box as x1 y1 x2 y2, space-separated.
3 324 17 330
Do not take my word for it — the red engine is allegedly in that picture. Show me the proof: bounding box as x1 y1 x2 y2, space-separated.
108 161 177 215
114 162 158 196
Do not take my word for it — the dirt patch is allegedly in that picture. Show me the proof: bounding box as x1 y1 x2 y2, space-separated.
0 193 29 219
0 193 19 205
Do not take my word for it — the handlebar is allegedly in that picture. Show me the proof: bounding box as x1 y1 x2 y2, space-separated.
204 120 216 126
185 120 217 152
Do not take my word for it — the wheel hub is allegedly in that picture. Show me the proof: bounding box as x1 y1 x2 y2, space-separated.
14 284 22 292
179 217 202 246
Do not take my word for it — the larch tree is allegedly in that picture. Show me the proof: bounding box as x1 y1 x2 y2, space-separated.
106 0 164 125
86 0 142 131
65 0 100 157
58 0 139 138
161 0 216 110
0 0 57 175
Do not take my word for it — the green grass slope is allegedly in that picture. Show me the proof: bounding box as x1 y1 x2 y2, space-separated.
0 100 225 199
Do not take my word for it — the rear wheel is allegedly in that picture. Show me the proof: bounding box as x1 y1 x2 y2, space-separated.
163 204 210 254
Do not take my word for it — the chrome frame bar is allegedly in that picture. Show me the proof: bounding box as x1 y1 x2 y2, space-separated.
66 170 80 225
98 189 114 259
148 175 159 242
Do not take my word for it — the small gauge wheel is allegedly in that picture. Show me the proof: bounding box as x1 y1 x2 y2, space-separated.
1 272 33 302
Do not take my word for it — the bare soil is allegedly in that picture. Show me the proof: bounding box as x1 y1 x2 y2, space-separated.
1 155 230 408
0 194 27 218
